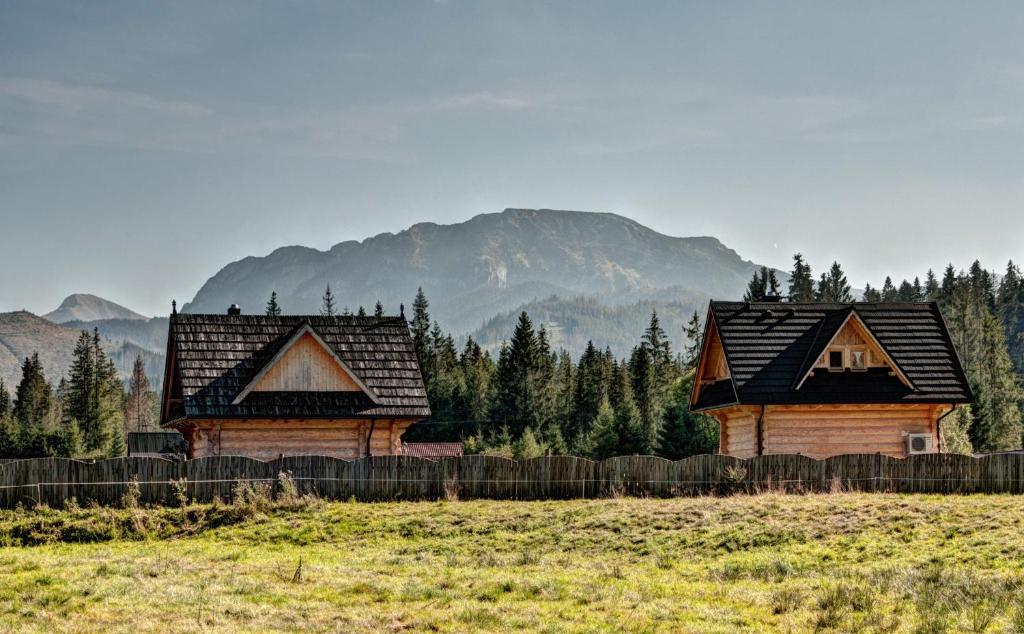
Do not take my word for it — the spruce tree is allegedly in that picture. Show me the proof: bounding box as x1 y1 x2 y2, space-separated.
0 378 9 419
265 291 282 316
628 345 658 454
410 288 432 367
912 276 924 302
940 264 957 305
683 311 703 370
570 341 608 448
881 276 898 302
89 330 125 454
787 253 816 302
862 283 881 302
490 312 539 436
924 269 940 301
374 300 384 318
744 267 769 302
816 261 853 302
356 305 366 317
13 353 52 453
658 375 718 459
897 279 915 302
125 354 155 432
321 284 336 316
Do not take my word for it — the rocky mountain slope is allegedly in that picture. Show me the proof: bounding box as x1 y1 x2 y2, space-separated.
44 294 148 324
186 208 778 346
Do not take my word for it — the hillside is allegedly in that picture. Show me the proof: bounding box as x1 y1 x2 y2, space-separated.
43 294 147 324
186 209 779 339
0 312 163 392
0 311 81 389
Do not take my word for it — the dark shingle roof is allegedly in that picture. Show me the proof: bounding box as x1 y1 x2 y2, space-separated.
693 302 971 410
164 314 430 421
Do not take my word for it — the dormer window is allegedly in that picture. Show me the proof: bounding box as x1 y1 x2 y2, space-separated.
828 350 844 370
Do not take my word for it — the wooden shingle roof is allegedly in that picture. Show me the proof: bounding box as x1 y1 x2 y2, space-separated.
162 314 430 421
693 301 972 410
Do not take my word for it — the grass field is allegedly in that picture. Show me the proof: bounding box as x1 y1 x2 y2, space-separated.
1 492 1023 633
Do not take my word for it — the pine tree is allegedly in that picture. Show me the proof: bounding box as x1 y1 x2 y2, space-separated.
374 300 384 318
321 284 336 316
787 253 816 302
125 354 155 432
816 261 853 302
862 283 881 302
356 305 366 317
912 276 924 302
683 311 703 370
265 291 282 316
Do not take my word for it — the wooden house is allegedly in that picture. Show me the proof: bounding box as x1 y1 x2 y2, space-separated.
690 301 972 458
160 307 430 460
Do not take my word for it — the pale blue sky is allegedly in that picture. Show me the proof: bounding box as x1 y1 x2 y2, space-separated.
1 1 1022 316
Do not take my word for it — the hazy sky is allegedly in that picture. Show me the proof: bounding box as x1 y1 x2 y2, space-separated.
2 1 1022 316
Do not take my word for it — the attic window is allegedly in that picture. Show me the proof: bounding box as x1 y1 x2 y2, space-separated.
850 349 866 371
828 350 844 370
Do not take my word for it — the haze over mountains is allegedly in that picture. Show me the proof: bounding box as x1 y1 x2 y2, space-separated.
1 209 780 389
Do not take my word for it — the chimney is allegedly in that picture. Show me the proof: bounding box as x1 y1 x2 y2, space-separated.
227 304 241 315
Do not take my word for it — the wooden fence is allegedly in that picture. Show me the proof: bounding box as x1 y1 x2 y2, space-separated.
1 453 1023 508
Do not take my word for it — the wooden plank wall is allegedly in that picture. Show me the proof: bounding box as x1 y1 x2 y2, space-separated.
1 453 1022 507
186 419 412 460
252 333 363 392
716 405 941 459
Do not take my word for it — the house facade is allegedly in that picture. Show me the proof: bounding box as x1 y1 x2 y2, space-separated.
690 301 971 459
160 307 430 460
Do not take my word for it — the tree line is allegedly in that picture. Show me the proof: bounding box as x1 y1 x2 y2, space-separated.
0 330 157 459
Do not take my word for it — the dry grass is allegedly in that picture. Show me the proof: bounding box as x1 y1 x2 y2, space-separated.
0 493 1023 632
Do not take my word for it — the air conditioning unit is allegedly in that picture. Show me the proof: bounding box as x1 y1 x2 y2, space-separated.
906 433 933 455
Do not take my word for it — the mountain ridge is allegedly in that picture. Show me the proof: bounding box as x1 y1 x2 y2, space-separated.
44 293 148 324
184 208 778 341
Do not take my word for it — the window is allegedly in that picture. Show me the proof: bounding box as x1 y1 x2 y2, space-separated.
850 349 866 370
828 350 844 370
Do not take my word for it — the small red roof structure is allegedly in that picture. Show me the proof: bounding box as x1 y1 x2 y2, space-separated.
402 442 464 460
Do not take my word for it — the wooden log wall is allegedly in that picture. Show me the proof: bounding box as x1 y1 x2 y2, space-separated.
0 453 1022 508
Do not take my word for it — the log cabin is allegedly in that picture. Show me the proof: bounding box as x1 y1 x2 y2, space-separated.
159 305 430 460
690 301 972 458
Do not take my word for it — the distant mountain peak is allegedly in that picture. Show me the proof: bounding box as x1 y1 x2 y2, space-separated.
44 293 148 324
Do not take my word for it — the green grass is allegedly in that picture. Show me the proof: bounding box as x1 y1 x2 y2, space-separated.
1 493 1024 632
